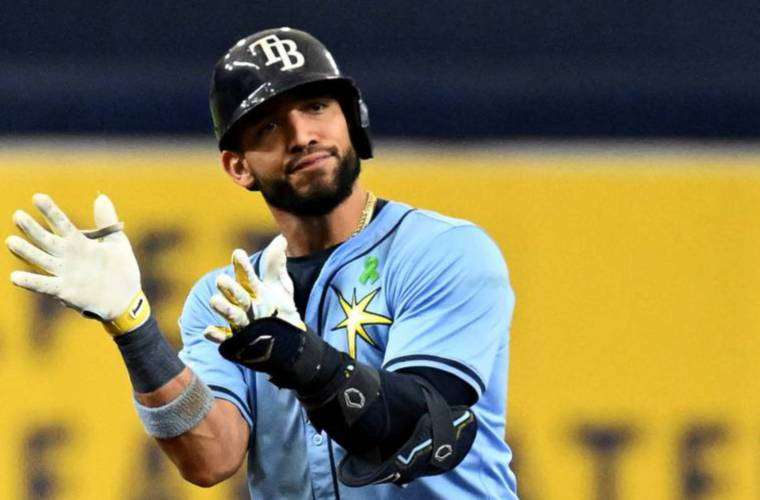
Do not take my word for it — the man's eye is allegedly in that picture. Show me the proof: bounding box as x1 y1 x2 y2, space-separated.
257 122 277 136
308 101 327 112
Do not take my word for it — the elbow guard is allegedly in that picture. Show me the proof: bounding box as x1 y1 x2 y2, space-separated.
337 377 478 487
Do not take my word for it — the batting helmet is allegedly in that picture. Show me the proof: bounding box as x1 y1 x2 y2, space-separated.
209 27 372 158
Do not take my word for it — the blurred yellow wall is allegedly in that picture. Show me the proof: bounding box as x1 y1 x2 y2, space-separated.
1 143 758 500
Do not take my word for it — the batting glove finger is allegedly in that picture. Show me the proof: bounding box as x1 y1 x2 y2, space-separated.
10 270 62 296
6 235 61 275
260 235 288 285
230 248 278 318
12 210 64 256
33 193 79 237
216 273 252 312
232 249 262 299
210 293 250 330
203 325 233 344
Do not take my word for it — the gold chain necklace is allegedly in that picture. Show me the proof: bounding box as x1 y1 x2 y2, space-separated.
352 192 377 237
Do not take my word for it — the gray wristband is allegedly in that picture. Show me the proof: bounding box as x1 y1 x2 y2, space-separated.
134 374 214 439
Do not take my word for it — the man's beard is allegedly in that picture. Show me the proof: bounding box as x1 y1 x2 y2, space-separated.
258 147 361 216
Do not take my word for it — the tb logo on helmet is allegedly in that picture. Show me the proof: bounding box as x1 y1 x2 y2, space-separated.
248 34 305 71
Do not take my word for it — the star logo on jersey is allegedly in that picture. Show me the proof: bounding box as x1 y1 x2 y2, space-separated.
331 287 392 358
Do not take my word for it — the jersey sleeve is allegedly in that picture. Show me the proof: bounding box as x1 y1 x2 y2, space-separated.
178 269 254 428
382 224 515 399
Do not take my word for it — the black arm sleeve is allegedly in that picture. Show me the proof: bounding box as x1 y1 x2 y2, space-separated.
113 315 185 393
401 366 477 407
307 366 475 457
216 315 476 458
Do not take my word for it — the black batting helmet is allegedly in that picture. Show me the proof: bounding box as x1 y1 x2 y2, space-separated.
209 27 372 158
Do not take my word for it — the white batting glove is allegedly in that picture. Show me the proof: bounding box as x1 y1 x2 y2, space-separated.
6 193 149 336
204 235 305 343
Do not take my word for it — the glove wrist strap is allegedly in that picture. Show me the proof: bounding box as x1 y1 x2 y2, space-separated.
105 290 151 336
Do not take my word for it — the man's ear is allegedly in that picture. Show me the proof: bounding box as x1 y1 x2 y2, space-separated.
221 151 258 190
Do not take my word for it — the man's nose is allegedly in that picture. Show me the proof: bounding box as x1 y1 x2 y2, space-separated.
285 111 318 153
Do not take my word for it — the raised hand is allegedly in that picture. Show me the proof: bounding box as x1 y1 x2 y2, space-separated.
204 235 305 344
6 193 148 335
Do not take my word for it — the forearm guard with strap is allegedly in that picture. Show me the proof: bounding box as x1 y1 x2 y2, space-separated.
218 316 477 486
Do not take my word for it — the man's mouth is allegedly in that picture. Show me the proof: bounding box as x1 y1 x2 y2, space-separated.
289 151 334 174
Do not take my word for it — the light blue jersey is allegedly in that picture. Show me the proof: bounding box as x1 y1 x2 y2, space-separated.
178 200 518 499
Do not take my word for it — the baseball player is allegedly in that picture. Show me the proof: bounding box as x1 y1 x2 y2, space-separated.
6 28 517 499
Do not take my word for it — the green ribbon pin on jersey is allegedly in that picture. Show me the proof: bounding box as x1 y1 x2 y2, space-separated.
359 255 380 285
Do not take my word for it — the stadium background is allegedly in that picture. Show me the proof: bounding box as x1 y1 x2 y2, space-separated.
2 2 759 499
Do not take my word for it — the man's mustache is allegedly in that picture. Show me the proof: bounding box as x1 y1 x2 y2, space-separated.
286 146 339 174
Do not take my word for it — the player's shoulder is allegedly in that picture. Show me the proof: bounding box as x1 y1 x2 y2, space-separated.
390 202 494 248
403 206 475 230
386 201 506 269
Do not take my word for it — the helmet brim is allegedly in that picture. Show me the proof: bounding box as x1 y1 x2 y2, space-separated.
217 74 358 152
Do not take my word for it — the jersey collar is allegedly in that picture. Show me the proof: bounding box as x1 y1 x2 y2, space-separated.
302 200 415 327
